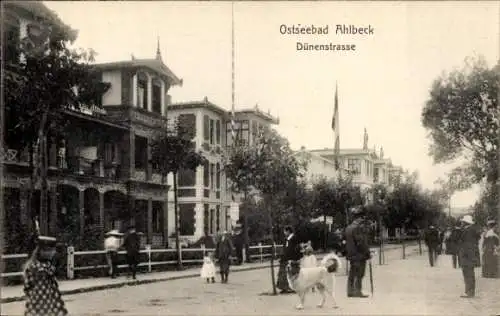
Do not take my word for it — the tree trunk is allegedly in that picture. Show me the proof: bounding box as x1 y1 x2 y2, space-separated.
323 212 328 251
173 172 182 270
34 109 49 235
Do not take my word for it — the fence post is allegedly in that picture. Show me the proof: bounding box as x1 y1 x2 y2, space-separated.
258 242 263 262
418 236 422 255
146 244 152 273
179 245 183 265
402 236 406 259
201 244 206 258
66 246 74 280
273 242 277 259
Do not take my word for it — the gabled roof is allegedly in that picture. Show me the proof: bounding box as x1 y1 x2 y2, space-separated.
95 58 182 86
168 98 228 116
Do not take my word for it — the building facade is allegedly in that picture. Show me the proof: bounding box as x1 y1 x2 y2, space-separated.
166 101 279 244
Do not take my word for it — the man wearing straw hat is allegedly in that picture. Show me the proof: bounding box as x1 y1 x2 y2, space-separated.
457 215 481 298
104 230 123 278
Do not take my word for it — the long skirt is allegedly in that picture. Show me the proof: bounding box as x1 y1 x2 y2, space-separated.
276 260 291 291
482 251 498 278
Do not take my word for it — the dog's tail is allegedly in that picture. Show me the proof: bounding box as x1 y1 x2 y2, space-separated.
320 253 342 273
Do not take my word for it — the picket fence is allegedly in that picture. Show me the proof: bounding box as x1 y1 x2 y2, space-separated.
1 243 283 280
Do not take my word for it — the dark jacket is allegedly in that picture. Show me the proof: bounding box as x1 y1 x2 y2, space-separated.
445 228 460 255
215 235 233 261
123 231 140 256
345 219 370 262
424 227 441 248
282 233 302 262
457 225 481 268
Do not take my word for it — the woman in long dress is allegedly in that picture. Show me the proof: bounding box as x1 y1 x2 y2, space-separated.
482 220 499 278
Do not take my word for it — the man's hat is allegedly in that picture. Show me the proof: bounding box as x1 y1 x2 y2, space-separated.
487 219 497 226
37 236 57 247
350 206 365 217
461 215 474 225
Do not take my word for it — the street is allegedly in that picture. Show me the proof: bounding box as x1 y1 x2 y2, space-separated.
2 252 499 315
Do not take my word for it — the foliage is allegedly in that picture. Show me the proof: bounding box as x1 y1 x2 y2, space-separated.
4 15 110 149
150 119 206 176
472 184 498 226
421 56 499 188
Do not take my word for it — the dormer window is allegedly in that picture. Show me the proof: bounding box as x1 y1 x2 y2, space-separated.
137 72 148 110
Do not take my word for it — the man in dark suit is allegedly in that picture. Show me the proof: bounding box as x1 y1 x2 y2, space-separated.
123 225 140 280
345 206 371 298
424 225 441 267
277 225 302 294
457 215 481 298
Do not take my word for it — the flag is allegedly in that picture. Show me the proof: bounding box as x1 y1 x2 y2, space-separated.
230 1 237 145
332 83 340 170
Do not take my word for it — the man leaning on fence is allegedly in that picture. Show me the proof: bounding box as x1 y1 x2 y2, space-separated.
104 230 122 278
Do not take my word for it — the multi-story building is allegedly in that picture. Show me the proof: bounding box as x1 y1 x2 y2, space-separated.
166 101 279 244
3 2 182 249
294 146 338 184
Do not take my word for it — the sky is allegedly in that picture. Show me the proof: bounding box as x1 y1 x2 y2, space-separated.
44 1 499 209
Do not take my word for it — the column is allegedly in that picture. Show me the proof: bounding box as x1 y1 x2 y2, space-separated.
147 75 152 112
99 190 105 240
147 198 153 243
146 139 152 181
49 186 58 235
194 204 204 239
97 142 105 177
160 80 166 116
121 131 135 178
132 73 138 107
78 189 85 236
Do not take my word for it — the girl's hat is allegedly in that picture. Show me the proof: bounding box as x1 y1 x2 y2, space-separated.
487 220 497 226
304 245 313 253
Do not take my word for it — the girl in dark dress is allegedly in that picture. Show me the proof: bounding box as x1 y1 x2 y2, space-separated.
23 236 68 316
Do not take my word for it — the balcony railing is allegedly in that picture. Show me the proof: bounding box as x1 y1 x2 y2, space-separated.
134 170 147 182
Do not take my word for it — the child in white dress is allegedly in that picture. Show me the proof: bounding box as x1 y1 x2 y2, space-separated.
200 251 216 283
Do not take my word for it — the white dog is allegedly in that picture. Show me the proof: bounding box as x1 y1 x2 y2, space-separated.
286 253 342 310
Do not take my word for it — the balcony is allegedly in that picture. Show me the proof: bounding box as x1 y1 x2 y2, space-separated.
134 170 147 182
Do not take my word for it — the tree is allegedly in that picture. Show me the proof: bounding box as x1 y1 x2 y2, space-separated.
4 8 110 234
421 56 499 209
150 120 206 269
223 128 305 295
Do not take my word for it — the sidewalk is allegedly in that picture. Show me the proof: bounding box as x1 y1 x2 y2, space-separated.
0 243 410 304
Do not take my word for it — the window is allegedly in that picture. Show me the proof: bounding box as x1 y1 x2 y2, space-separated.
152 79 162 114
203 115 210 141
203 204 209 234
152 202 163 233
347 159 361 175
179 203 195 235
178 114 196 140
209 119 214 144
374 167 379 183
178 168 196 186
226 121 241 146
216 120 221 144
137 73 148 109
216 163 221 190
134 137 147 169
240 120 249 145
210 209 216 234
210 163 215 190
203 160 209 187
216 205 220 232
4 14 20 64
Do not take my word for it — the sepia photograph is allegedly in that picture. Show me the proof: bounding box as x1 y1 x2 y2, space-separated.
1 1 499 315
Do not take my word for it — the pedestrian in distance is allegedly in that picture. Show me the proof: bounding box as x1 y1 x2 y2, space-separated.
446 225 461 269
201 251 217 283
123 225 141 280
424 224 441 267
23 235 68 316
215 230 234 283
104 230 122 278
457 215 481 298
345 206 371 298
481 220 499 278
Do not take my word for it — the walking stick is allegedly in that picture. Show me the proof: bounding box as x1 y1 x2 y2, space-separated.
369 256 374 296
